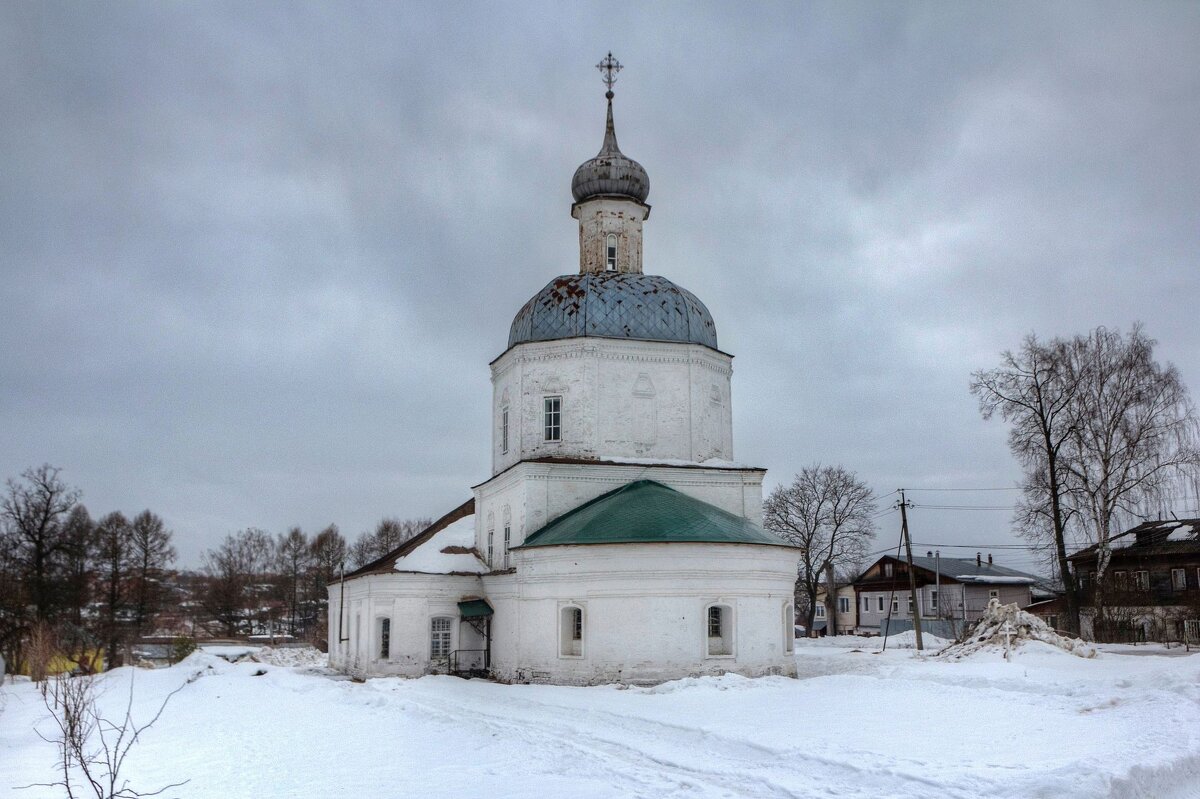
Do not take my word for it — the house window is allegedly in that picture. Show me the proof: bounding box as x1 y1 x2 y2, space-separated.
543 396 562 442
430 617 452 659
988 589 999 600
891 596 899 613
500 407 509 454
1078 573 1088 592
503 525 511 569
706 604 733 656
1113 571 1128 589
606 234 617 271
930 590 938 611
487 527 494 566
814 604 825 618
1172 568 1187 591
1132 570 1149 591
877 596 884 612
862 596 869 613
884 563 894 578
378 618 391 660
838 596 850 614
560 606 583 657
907 596 914 614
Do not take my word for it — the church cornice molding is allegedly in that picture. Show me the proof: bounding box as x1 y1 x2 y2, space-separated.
492 341 733 375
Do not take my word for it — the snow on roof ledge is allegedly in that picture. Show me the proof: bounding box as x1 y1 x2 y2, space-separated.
954 575 1036 585
394 514 486 574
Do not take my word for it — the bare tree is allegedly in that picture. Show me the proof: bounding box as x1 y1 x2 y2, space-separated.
276 527 311 636
1058 325 1199 598
61 505 96 628
1 465 81 622
764 465 876 636
349 517 431 568
973 325 1199 634
127 511 176 637
30 671 189 799
971 335 1083 632
94 512 132 668
200 528 276 636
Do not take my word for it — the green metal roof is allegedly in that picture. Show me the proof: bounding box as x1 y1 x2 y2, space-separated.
457 599 493 618
516 480 794 549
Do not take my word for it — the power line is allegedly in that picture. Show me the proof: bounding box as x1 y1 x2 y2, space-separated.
912 504 1015 511
900 487 1023 492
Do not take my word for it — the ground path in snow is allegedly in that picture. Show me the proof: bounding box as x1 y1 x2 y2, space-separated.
3 640 1200 799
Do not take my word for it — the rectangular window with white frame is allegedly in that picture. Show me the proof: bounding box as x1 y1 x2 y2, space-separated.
1172 568 1186 591
878 596 885 612
543 396 562 442
815 604 825 618
503 525 511 569
501 407 509 454
930 590 938 611
862 596 869 613
891 597 899 613
1133 570 1149 591
430 617 452 659
838 596 850 614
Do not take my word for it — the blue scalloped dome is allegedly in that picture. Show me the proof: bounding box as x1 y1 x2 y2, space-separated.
508 273 718 350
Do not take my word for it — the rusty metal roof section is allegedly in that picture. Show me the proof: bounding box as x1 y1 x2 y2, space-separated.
508 272 718 350
571 94 649 204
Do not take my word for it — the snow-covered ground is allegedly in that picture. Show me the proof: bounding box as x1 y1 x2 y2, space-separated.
3 638 1199 798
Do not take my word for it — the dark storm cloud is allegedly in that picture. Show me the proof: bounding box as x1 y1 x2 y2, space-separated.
2 2 1197 569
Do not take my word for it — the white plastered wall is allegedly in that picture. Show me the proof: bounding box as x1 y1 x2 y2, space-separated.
482 542 800 685
327 572 485 678
490 338 734 474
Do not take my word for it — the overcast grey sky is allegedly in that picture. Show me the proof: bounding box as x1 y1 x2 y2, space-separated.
2 2 1198 570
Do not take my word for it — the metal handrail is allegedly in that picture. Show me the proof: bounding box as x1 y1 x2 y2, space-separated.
448 649 488 674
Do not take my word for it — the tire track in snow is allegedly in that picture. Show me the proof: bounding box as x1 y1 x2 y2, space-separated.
391 682 978 799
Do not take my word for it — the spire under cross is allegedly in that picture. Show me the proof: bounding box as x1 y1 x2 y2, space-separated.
596 52 622 94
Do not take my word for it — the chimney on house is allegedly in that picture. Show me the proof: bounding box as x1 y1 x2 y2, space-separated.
927 551 933 558
976 552 982 567
988 553 993 566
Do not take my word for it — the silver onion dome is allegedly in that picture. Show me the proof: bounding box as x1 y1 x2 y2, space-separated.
508 272 717 350
571 94 650 204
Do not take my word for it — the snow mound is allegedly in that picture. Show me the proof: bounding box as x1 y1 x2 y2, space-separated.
252 646 327 668
884 629 952 650
939 599 1097 660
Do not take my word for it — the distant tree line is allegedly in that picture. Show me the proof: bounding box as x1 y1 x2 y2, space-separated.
0 463 431 674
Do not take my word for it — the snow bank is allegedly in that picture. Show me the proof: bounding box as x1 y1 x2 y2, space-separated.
252 646 327 668
940 599 1097 660
5 639 1200 798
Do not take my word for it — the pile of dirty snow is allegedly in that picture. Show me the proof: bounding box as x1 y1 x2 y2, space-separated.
252 646 326 668
939 599 1096 660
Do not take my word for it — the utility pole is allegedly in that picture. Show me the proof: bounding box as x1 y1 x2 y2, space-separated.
935 549 941 635
898 490 924 651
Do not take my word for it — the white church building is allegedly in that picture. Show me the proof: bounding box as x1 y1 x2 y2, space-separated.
329 59 800 685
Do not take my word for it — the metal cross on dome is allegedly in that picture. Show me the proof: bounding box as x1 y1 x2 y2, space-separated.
596 52 622 92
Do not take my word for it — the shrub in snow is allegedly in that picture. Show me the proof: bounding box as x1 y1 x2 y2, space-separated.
939 599 1097 660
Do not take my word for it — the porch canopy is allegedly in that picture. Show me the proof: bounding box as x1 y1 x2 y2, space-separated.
458 599 494 619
